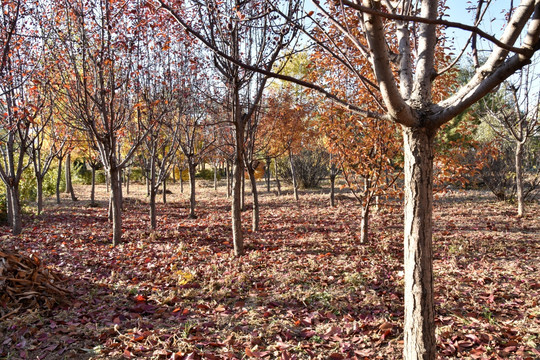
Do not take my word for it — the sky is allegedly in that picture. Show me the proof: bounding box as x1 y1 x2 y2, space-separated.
444 1 516 56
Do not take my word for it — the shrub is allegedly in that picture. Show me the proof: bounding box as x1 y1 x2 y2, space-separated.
278 149 330 189
196 168 221 181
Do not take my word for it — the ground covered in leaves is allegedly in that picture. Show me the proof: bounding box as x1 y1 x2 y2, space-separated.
1 182 539 359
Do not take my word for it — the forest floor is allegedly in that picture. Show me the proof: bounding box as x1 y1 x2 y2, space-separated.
1 181 539 359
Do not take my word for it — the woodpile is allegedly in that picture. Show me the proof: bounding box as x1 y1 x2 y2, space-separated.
0 249 70 320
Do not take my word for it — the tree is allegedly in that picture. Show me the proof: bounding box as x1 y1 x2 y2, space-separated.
481 66 540 216
29 90 67 215
158 0 540 358
158 0 300 255
51 0 153 246
0 0 44 234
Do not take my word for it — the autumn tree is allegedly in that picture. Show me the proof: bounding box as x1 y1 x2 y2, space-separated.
159 0 540 358
29 89 67 215
0 0 45 234
157 0 300 255
51 0 153 245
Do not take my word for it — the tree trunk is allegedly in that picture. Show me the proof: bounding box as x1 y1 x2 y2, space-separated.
360 201 370 243
226 161 231 198
402 126 436 360
90 166 97 206
213 163 218 191
241 169 246 211
56 157 63 204
188 160 197 218
180 167 184 193
274 159 281 196
515 141 524 217
163 177 167 204
247 166 259 232
330 173 336 207
150 188 157 230
232 155 244 256
65 153 77 201
36 176 44 215
289 151 299 201
126 167 131 195
9 184 22 235
265 157 271 192
5 187 13 226
109 167 123 246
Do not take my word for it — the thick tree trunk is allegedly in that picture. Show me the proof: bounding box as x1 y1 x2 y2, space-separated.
90 166 97 206
56 157 63 204
289 152 299 201
9 184 22 235
65 154 77 201
36 176 44 215
274 159 281 196
402 126 436 360
515 141 524 217
188 160 197 218
247 166 259 232
109 167 122 246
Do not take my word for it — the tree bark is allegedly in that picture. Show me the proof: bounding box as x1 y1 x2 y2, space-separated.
126 166 131 195
180 166 184 193
232 155 244 256
5 187 13 226
515 140 524 217
163 177 167 204
150 188 157 230
330 173 336 207
274 159 281 196
109 167 123 246
360 201 370 244
90 166 97 206
214 162 218 191
9 184 22 235
265 157 271 192
56 157 63 204
36 176 44 215
241 169 246 211
188 159 197 218
247 165 259 231
226 160 231 198
289 151 299 201
402 126 436 360
65 153 77 201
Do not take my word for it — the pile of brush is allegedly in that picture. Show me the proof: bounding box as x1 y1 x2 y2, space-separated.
0 249 70 320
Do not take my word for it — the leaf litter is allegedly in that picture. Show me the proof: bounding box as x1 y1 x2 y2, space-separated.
0 185 538 359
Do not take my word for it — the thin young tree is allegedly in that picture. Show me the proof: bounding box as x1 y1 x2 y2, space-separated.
0 0 45 234
482 65 540 217
158 0 300 255
52 0 153 245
